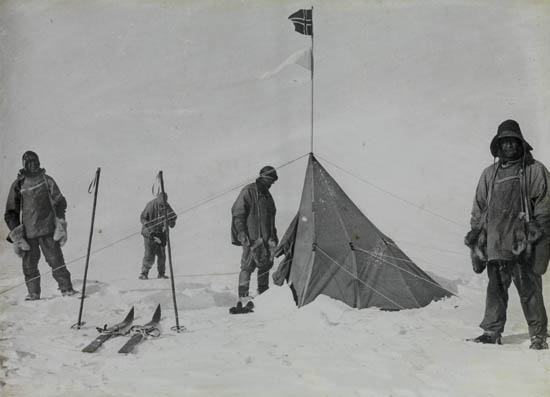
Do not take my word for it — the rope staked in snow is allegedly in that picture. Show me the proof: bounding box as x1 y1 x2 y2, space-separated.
0 153 310 297
316 154 467 232
367 250 489 309
314 245 408 310
353 246 458 298
392 240 465 256
174 271 239 279
365 249 459 276
315 245 457 340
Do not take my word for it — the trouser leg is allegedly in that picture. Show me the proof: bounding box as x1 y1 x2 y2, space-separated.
239 245 256 297
512 262 548 339
39 235 72 292
254 240 272 295
157 245 166 276
22 238 41 296
480 261 512 335
257 267 270 295
141 237 155 274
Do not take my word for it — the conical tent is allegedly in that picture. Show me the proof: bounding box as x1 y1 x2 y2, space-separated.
278 154 451 310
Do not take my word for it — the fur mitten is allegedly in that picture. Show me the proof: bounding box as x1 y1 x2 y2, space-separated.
251 238 269 265
8 224 30 258
53 217 68 247
526 220 544 258
525 220 549 275
512 216 544 259
268 238 278 261
465 228 487 274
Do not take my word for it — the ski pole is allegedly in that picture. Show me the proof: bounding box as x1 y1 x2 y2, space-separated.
158 171 185 332
72 167 101 329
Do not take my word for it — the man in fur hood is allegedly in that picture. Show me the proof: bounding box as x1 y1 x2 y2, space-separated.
465 120 550 349
231 166 279 301
4 151 76 300
139 192 177 279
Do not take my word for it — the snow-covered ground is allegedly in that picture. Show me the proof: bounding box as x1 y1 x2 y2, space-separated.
1 0 550 395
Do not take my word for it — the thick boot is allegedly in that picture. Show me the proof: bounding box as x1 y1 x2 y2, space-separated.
24 293 40 301
139 271 149 280
529 336 548 350
472 332 502 345
62 288 79 297
229 300 254 314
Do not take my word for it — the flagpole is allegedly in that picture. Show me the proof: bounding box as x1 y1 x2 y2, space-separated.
310 6 314 154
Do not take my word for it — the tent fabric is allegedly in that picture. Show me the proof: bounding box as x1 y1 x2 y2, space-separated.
275 154 451 310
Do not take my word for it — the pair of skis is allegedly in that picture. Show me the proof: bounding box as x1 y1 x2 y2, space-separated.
81 304 161 354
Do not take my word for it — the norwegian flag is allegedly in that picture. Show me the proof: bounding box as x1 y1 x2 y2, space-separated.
288 9 312 36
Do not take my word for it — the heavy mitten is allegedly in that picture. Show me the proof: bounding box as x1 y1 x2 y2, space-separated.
464 228 482 249
237 231 250 247
470 250 487 274
268 238 278 260
8 225 30 258
465 228 487 273
53 218 68 247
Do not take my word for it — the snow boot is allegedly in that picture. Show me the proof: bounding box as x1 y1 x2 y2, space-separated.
242 301 254 313
529 336 548 350
229 300 254 314
229 301 243 314
472 332 502 345
139 272 148 280
157 274 169 279
62 288 79 297
25 293 40 301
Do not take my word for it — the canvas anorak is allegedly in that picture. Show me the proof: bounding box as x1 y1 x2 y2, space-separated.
231 181 278 246
140 195 177 240
5 169 66 239
470 156 550 270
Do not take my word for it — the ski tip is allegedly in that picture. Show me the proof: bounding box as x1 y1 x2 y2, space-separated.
125 306 135 322
152 304 161 322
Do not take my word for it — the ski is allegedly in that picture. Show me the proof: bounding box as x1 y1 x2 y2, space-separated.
82 307 135 353
118 304 161 354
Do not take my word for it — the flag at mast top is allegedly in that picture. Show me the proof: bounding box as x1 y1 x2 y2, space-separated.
288 9 313 36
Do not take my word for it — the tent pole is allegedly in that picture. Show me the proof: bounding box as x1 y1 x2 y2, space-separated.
310 6 314 154
158 171 185 333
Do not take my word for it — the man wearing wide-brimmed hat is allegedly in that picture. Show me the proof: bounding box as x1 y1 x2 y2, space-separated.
465 119 550 349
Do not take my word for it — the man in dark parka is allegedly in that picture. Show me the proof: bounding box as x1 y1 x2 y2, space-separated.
139 192 177 279
231 166 279 299
466 120 550 349
4 151 76 300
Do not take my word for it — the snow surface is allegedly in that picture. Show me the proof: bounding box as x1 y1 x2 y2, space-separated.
1 0 550 395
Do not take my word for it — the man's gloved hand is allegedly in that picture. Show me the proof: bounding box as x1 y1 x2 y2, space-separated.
464 228 482 248
527 220 544 245
153 236 162 245
471 252 487 274
53 218 68 247
8 225 30 258
237 231 250 247
268 238 278 260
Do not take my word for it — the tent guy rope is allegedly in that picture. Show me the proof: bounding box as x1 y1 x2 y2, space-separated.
0 153 309 296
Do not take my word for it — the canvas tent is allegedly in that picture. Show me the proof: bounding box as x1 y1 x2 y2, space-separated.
273 154 451 310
